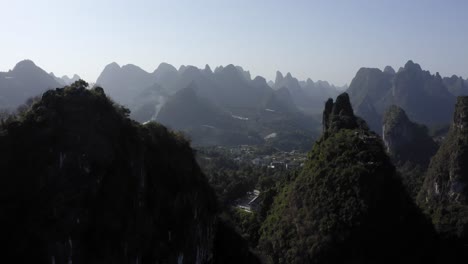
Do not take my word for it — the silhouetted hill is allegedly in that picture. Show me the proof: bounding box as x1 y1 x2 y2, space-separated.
0 80 259 263
156 84 234 132
259 93 435 264
95 62 157 106
129 83 169 123
347 61 456 133
0 60 61 109
61 74 81 85
443 75 468 96
94 62 321 149
50 73 82 86
273 71 340 114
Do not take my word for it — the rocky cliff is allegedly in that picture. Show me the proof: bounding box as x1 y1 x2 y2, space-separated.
382 105 438 198
419 96 468 241
347 61 456 133
259 93 435 264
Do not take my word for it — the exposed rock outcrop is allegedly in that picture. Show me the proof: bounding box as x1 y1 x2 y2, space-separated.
419 96 468 241
260 92 435 264
382 105 438 198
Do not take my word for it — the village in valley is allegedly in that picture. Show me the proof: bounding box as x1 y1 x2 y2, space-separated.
196 145 308 213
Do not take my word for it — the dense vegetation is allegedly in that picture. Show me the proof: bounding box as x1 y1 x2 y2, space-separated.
258 93 435 264
196 147 264 205
382 105 439 198
418 96 468 250
0 81 260 263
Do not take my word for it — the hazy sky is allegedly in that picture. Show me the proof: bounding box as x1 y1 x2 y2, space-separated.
1 0 468 86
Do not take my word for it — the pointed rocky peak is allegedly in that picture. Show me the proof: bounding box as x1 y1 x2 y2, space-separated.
121 64 148 74
285 72 293 79
10 60 57 83
383 105 410 127
13 59 37 71
181 65 202 76
50 72 67 86
222 64 239 74
355 67 383 77
404 60 422 72
154 62 177 74
204 64 213 74
322 98 334 132
383 65 396 75
252 76 267 86
104 62 121 71
332 92 354 117
323 93 359 134
215 64 244 82
59 74 82 85
275 71 284 84
235 66 251 81
443 75 468 96
382 104 438 176
213 65 224 73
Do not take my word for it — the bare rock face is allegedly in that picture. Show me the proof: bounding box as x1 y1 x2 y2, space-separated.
382 105 438 198
347 60 456 134
322 92 361 135
382 105 438 167
419 96 468 240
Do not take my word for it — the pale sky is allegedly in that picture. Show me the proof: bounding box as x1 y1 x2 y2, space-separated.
1 0 468 86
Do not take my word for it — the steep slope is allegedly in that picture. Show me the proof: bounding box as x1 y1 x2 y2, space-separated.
259 93 435 264
347 61 456 133
49 72 67 86
130 83 170 123
156 84 232 130
382 105 438 197
0 60 61 109
347 67 393 132
274 71 310 107
301 79 340 103
390 61 455 125
155 84 262 146
443 75 468 96
95 62 156 106
274 71 336 114
419 96 468 241
61 74 82 85
211 65 271 109
261 86 298 113
0 81 223 263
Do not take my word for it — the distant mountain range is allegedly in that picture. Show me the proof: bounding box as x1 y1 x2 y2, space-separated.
50 72 81 86
0 60 62 109
347 60 468 133
273 71 345 114
94 62 340 148
2 59 468 148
